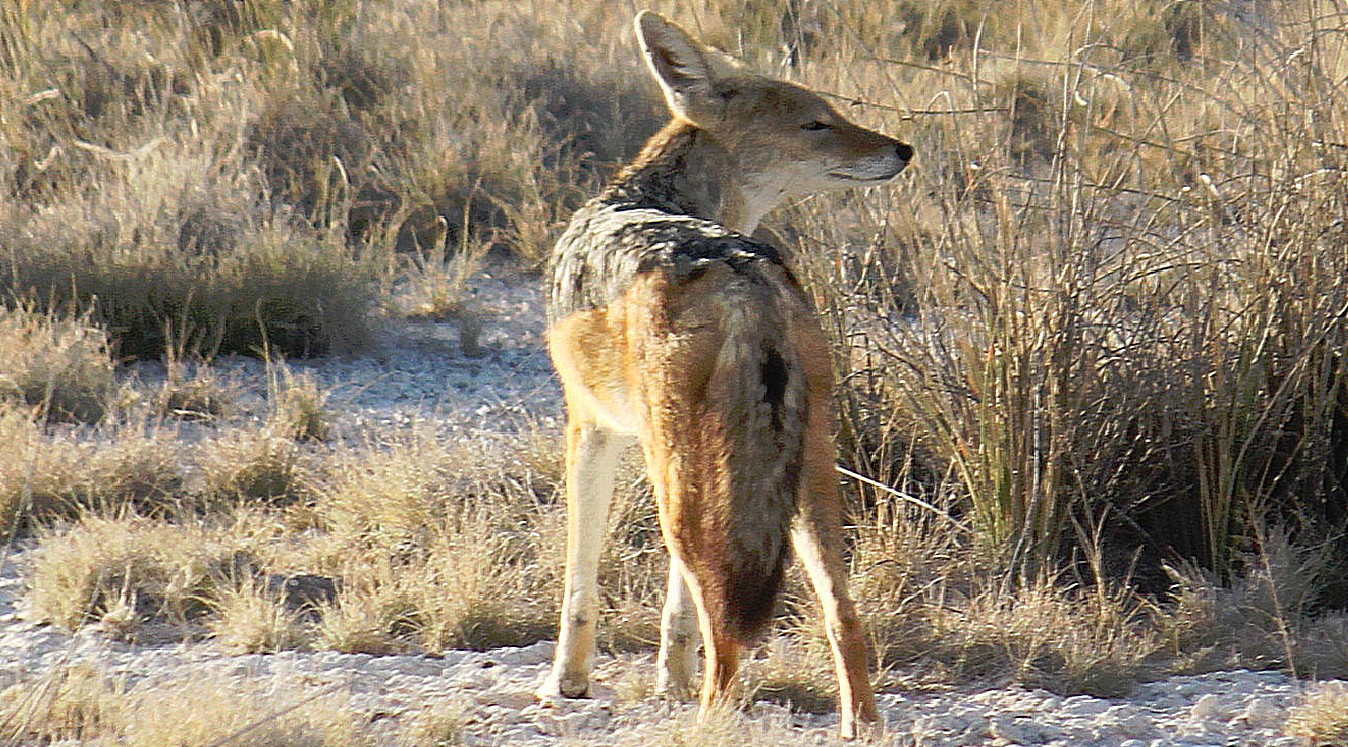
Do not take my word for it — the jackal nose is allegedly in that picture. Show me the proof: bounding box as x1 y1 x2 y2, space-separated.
896 142 914 162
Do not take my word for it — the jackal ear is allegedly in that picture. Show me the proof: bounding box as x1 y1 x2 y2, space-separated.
635 11 715 119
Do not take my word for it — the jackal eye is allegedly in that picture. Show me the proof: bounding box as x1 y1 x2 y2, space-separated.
801 121 833 131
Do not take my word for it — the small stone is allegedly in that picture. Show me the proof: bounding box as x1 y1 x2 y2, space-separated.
1114 711 1155 737
988 714 1062 745
1189 693 1231 721
1060 695 1112 716
473 690 535 709
1241 698 1285 729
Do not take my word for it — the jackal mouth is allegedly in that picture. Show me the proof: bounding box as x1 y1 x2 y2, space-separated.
827 169 903 184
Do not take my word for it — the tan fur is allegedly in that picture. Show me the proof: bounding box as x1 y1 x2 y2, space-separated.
537 11 911 739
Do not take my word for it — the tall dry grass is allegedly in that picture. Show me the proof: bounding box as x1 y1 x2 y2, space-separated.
783 0 1348 590
1 0 1347 709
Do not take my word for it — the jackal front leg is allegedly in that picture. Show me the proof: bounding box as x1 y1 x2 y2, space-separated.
537 422 627 700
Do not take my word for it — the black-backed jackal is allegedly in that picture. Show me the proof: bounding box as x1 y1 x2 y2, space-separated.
537 11 912 739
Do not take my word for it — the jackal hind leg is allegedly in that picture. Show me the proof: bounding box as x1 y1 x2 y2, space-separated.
792 518 876 738
687 575 743 720
537 421 628 700
661 549 743 719
655 557 700 700
792 409 878 739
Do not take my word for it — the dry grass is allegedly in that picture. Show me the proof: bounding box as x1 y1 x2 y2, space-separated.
21 430 564 654
308 432 562 652
746 634 839 715
267 364 333 442
396 698 472 747
26 514 263 638
1161 528 1348 679
2 0 1348 729
0 663 124 745
1 0 663 361
313 567 415 656
0 411 184 536
153 358 237 422
1286 681 1348 745
785 0 1348 592
0 0 378 359
0 147 380 359
0 663 368 747
918 578 1160 696
0 305 114 423
838 495 1162 696
197 430 309 506
208 577 308 654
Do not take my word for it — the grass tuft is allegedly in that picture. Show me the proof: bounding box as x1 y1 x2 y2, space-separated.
0 663 125 745
312 434 562 652
0 662 369 747
747 635 838 715
154 358 236 422
1 139 381 359
26 515 259 638
0 414 184 536
268 364 333 442
209 577 308 654
199 430 308 506
0 305 114 423
396 698 471 747
1160 527 1347 677
1285 682 1348 745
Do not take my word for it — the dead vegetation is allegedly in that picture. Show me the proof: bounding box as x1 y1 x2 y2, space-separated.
1 1 1347 743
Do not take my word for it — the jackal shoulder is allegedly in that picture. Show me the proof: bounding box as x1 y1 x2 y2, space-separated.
548 200 795 324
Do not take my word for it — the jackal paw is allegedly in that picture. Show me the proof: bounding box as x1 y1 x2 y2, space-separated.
534 671 590 701
654 675 697 702
839 711 882 741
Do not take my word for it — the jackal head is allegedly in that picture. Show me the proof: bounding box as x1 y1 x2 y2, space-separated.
635 11 912 208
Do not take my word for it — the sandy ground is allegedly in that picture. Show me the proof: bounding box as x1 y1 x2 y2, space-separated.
0 264 1332 746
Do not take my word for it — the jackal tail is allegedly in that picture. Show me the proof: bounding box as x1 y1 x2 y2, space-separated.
646 270 810 643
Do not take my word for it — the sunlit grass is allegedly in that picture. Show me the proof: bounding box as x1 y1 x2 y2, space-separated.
0 0 1346 720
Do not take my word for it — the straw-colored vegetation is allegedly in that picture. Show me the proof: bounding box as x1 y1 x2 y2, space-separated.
1286 681 1348 745
2 0 1348 743
0 663 369 746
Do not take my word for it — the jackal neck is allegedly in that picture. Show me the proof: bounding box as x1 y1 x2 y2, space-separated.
602 120 759 234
